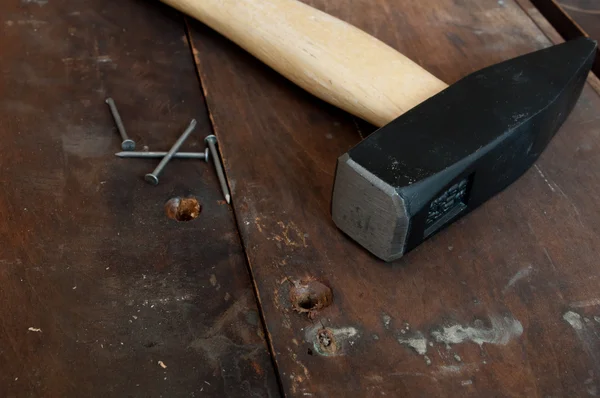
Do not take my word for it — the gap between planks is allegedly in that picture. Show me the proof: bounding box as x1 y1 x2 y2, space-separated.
181 16 287 398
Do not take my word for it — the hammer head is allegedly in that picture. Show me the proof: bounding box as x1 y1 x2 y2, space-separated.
332 37 597 262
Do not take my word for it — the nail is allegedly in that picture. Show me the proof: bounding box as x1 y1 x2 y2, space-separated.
116 148 209 161
205 135 231 204
105 98 136 151
145 119 197 185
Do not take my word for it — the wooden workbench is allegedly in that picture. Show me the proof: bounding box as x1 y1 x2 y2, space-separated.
1 0 599 396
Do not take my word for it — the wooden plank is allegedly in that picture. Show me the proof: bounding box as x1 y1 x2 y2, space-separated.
0 1 278 397
187 0 600 396
557 0 600 40
529 0 588 38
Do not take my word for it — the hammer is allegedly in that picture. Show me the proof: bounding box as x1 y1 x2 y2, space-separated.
160 0 597 261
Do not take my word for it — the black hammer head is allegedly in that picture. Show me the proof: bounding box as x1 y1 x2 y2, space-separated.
332 37 597 262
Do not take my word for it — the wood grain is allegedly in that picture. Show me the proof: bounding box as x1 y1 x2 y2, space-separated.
187 0 600 396
0 0 277 396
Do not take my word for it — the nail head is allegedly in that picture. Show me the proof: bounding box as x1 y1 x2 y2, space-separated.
121 139 136 151
204 135 217 144
144 174 159 186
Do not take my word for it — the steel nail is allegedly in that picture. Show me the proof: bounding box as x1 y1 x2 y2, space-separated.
105 98 136 151
116 148 209 161
145 119 198 185
205 135 231 204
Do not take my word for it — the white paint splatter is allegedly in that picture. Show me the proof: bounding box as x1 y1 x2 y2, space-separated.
28 327 42 333
329 327 358 338
22 0 48 5
461 380 473 386
433 363 480 377
398 333 428 355
503 265 534 293
96 55 112 63
563 311 583 330
571 298 600 308
438 365 462 374
382 314 391 329
431 315 523 347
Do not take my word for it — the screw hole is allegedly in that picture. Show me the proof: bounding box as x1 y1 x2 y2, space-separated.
297 295 317 310
289 278 333 317
316 328 337 354
318 330 332 347
165 197 201 222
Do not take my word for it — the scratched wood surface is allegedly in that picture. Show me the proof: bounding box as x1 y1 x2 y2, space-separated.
187 0 600 396
0 1 278 397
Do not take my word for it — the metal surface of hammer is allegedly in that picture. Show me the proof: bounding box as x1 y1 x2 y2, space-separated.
160 0 597 261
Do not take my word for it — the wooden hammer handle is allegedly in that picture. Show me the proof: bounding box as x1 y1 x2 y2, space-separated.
162 0 448 127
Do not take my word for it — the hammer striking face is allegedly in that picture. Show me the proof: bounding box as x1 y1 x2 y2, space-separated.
332 38 597 262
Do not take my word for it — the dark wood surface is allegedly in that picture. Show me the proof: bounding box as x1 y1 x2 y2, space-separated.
187 0 600 396
4 0 600 396
557 0 600 40
529 0 600 76
0 0 278 397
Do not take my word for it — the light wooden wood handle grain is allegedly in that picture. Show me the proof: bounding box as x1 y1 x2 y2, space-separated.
161 0 449 127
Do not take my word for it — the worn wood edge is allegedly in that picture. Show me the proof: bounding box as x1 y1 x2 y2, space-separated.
515 0 600 95
183 17 286 397
530 0 588 38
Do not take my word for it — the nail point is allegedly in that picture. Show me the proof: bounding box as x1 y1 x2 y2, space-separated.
226 194 231 204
